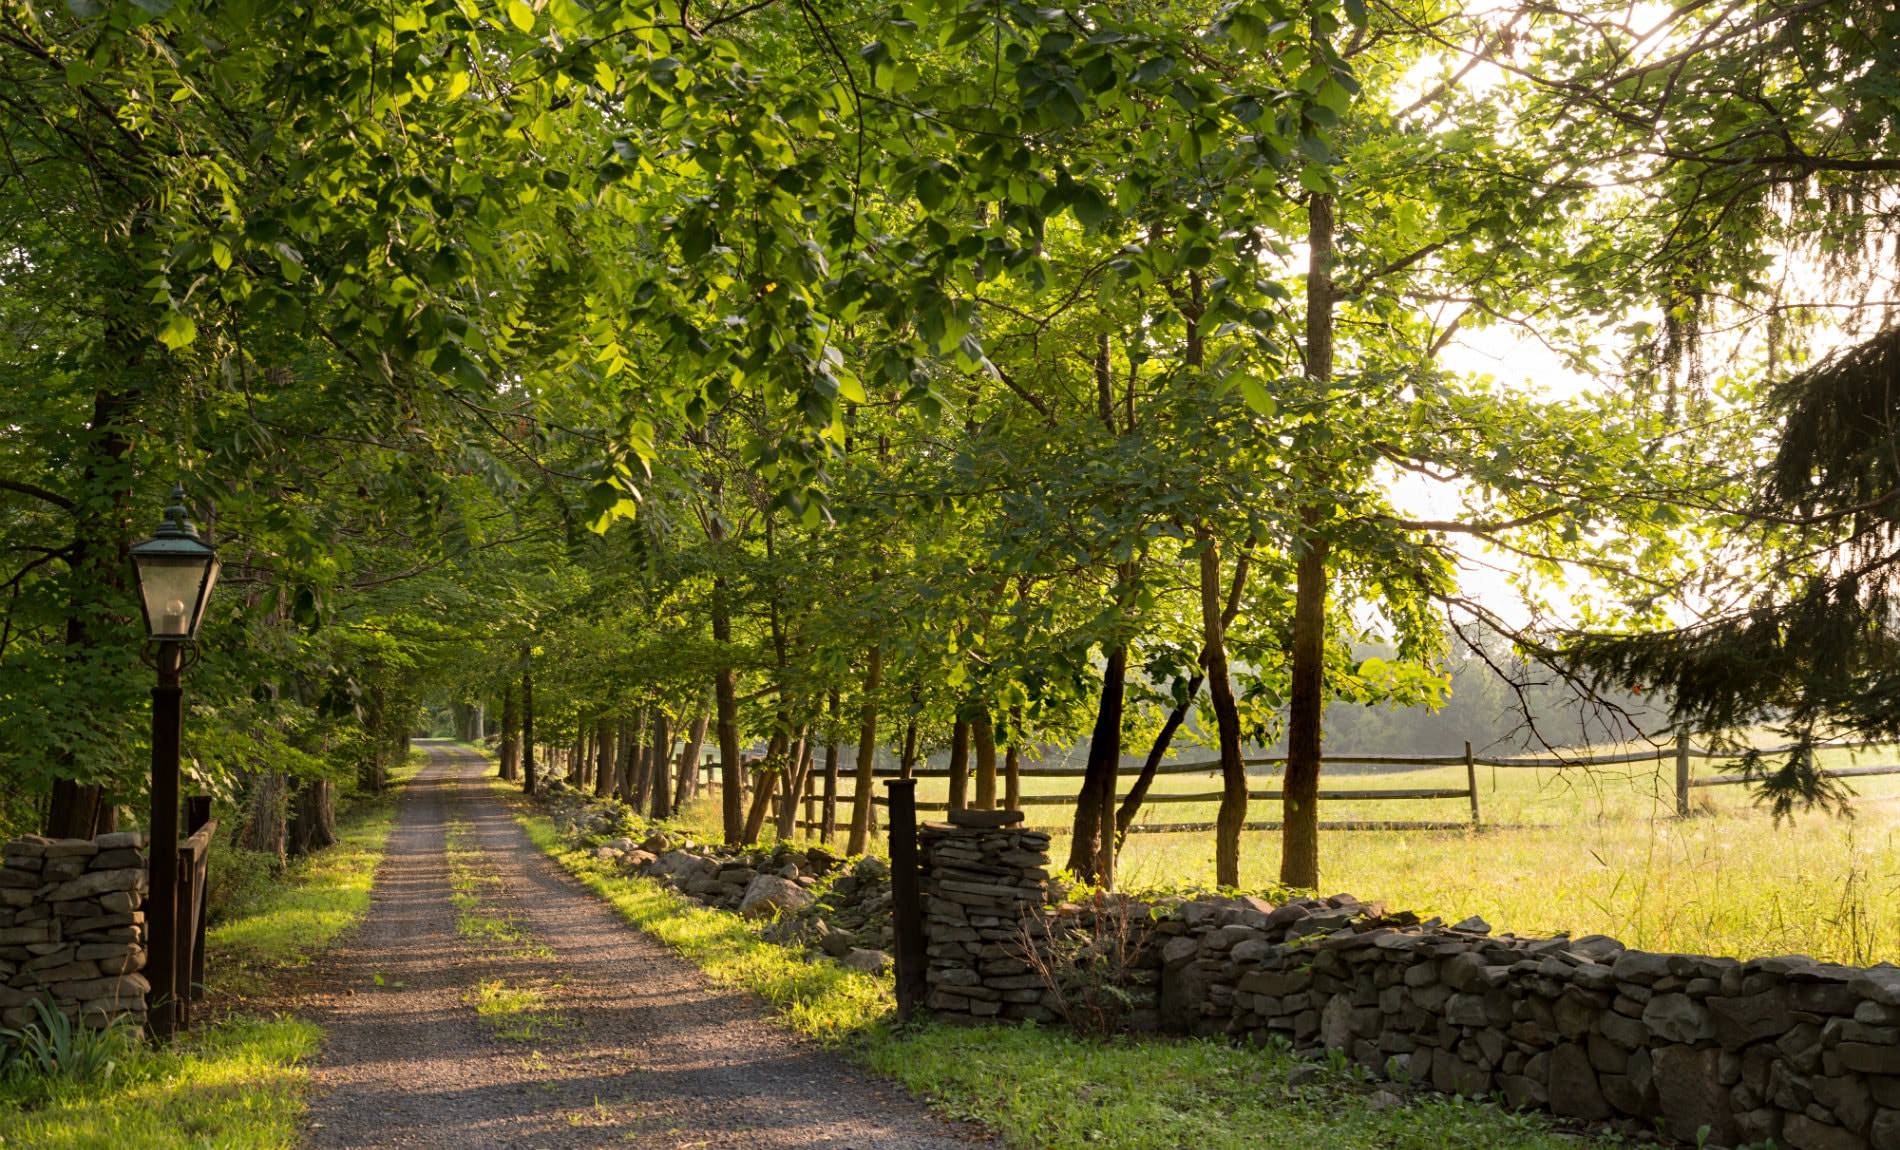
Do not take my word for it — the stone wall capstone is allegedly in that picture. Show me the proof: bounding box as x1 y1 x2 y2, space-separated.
913 811 1900 1150
0 832 149 1030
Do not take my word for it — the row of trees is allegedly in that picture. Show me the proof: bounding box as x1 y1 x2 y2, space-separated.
3 0 1894 888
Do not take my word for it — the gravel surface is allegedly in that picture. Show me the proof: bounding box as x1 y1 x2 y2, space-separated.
302 743 998 1149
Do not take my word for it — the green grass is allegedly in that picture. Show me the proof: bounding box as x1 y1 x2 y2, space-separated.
465 979 563 1042
511 800 1622 1150
207 799 400 990
672 743 1900 964
0 775 406 1149
0 1016 319 1150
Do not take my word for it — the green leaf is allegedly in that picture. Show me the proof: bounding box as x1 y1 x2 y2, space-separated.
157 313 196 351
1239 378 1277 417
507 0 535 33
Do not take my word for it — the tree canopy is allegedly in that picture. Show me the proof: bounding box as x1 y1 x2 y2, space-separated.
3 0 1894 888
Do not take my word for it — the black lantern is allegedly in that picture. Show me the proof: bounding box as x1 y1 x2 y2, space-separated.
129 485 220 643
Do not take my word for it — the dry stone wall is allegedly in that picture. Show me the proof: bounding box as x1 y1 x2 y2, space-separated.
0 832 149 1029
917 813 1054 1022
915 813 1900 1150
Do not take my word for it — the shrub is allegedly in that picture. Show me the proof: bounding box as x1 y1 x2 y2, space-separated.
204 842 282 927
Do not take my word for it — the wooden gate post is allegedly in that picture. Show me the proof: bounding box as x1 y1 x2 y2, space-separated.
884 778 928 1020
1675 733 1691 817
1464 741 1480 829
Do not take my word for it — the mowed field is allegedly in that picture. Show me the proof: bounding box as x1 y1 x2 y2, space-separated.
683 742 1900 967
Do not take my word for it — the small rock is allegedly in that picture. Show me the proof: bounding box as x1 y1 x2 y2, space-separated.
738 874 815 919
841 948 891 974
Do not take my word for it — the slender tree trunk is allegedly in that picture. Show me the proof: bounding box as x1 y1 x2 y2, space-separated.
972 711 998 810
775 728 812 840
674 711 708 811
499 682 519 780
649 711 673 819
593 716 615 798
900 715 919 778
521 647 537 793
1067 642 1128 886
1198 527 1249 887
713 575 743 843
359 685 388 794
947 716 971 812
613 716 635 800
1282 188 1335 891
741 730 784 845
1004 704 1023 811
621 707 648 806
820 690 841 842
845 646 883 855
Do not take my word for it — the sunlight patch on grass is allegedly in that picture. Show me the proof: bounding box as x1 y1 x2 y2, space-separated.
206 802 398 990
0 1016 319 1150
465 979 563 1042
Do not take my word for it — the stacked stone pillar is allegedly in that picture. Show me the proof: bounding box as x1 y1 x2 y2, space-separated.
0 832 149 1029
919 809 1053 1021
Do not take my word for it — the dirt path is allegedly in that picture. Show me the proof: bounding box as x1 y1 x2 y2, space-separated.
302 743 997 1150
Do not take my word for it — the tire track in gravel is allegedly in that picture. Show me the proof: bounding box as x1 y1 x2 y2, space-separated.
302 742 998 1150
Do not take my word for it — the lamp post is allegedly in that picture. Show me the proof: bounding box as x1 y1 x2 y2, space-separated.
128 485 219 1041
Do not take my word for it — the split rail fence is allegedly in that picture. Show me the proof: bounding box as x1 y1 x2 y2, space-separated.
700 735 1900 836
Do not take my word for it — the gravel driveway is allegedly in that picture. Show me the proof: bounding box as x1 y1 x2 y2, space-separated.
302 743 998 1149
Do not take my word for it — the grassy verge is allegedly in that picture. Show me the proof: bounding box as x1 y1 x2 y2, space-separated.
0 777 407 1150
510 800 1620 1150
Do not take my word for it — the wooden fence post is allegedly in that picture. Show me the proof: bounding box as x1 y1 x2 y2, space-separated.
884 778 927 1020
1464 741 1480 829
1676 733 1691 817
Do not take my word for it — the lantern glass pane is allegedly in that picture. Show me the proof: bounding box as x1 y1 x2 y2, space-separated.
136 556 211 639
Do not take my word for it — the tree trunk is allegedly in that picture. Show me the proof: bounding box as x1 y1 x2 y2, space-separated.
593 715 615 798
674 711 708 812
499 682 519 781
359 685 388 794
741 729 784 845
713 574 744 843
1067 642 1128 886
288 779 336 856
845 645 882 855
621 708 648 806
972 711 998 810
1198 527 1249 887
821 692 841 843
521 647 537 793
1282 188 1335 891
947 716 971 812
1004 704 1022 811
1116 534 1248 844
1116 682 1199 843
236 770 288 866
775 729 812 841
899 715 919 779
649 711 673 819
47 782 109 842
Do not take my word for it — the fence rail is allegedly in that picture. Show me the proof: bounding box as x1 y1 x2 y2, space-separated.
710 736 1900 837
